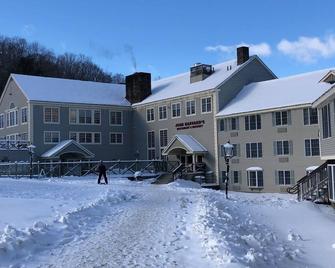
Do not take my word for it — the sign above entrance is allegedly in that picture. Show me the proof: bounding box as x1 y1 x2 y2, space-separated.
175 120 205 130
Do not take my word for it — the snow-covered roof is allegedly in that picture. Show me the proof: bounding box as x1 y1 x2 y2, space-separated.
246 167 263 171
163 134 207 155
134 58 252 106
11 74 130 106
41 140 95 158
217 68 334 117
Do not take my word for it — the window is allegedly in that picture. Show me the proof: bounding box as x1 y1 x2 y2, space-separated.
247 170 264 188
201 97 212 113
6 134 19 141
69 109 101 125
110 111 123 125
303 108 318 125
158 106 167 120
0 114 4 129
110 132 123 144
171 103 181 118
245 115 261 130
277 170 292 185
6 109 18 127
219 117 239 131
44 131 60 144
321 104 331 138
70 132 101 144
19 133 28 141
21 107 28 124
274 110 290 126
233 171 241 184
305 139 320 156
186 100 196 116
44 107 59 123
147 108 155 122
246 143 262 158
148 149 156 160
275 140 292 155
159 129 168 147
148 131 155 148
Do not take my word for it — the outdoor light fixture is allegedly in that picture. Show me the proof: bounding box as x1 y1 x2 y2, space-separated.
223 141 234 198
27 144 36 179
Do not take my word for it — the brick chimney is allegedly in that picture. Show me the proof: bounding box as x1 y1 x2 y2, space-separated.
125 72 151 104
237 46 249 65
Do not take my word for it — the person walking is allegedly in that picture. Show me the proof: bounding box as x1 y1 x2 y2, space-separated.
97 160 108 184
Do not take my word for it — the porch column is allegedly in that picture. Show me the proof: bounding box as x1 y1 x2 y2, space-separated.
192 154 196 172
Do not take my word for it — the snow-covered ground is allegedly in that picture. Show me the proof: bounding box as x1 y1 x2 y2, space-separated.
0 176 334 267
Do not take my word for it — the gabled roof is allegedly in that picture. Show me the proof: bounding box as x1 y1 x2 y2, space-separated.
134 57 260 106
162 134 207 155
10 74 130 106
217 68 334 117
41 140 95 159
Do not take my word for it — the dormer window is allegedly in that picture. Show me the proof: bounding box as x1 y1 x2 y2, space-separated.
320 70 335 84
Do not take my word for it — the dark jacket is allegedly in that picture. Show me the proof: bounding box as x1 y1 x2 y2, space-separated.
97 164 107 173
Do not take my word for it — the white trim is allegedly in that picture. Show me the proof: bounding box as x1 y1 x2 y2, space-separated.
5 108 19 128
69 132 102 145
159 129 168 148
201 96 212 114
43 106 60 124
246 167 263 171
110 132 124 145
185 100 196 117
109 110 123 126
171 102 181 119
158 105 168 121
20 106 28 125
0 113 4 129
328 164 335 202
44 131 60 144
68 108 101 126
146 107 155 122
147 130 155 149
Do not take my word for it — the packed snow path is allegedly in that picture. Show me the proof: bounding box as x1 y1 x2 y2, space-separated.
0 177 335 267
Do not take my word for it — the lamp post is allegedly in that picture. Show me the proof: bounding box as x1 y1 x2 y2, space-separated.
27 144 36 179
223 141 234 199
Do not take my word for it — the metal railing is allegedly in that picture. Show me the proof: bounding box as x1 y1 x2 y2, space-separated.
0 140 30 150
0 160 180 178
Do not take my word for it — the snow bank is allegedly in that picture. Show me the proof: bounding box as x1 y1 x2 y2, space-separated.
167 179 202 189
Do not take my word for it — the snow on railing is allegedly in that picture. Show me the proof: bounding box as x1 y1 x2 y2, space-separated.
0 140 30 150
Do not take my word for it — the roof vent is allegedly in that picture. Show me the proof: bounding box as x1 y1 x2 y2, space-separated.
190 63 214 83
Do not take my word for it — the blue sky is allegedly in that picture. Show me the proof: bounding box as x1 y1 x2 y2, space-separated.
0 0 334 79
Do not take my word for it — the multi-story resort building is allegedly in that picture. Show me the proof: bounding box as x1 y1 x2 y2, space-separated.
0 46 334 193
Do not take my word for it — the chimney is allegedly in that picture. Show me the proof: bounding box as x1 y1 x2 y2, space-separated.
237 46 249 65
125 72 151 104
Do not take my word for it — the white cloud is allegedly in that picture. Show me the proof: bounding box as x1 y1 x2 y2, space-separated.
277 35 335 63
205 42 272 57
22 24 36 37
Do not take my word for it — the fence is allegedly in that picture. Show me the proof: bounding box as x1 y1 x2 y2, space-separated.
0 160 180 178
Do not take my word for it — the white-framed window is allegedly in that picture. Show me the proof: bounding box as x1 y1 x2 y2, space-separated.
110 132 123 144
201 97 212 113
110 111 123 125
21 107 28 124
274 140 292 155
6 109 18 127
233 170 241 184
158 106 167 120
247 170 264 188
44 131 60 144
69 108 100 125
276 170 293 185
186 100 196 116
148 149 156 160
159 129 168 148
147 131 156 160
303 108 318 125
273 110 290 126
70 132 101 144
44 107 59 124
245 114 261 130
246 143 262 158
0 114 4 129
304 139 320 156
146 108 155 122
219 117 239 131
321 103 331 138
6 133 19 141
171 103 181 118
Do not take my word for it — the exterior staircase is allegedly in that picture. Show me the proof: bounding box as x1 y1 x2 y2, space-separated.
287 161 333 203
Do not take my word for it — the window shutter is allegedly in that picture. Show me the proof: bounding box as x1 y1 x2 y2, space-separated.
238 171 242 184
272 112 276 126
273 141 277 155
275 170 279 185
287 110 292 125
290 170 295 185
245 116 249 130
289 140 294 155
